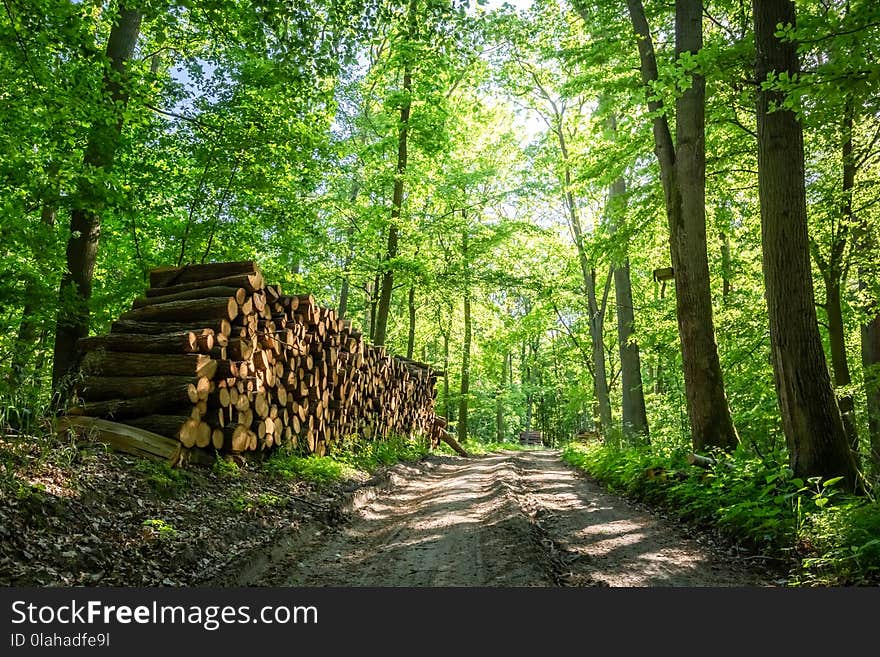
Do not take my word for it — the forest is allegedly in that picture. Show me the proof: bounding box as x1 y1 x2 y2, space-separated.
1 0 880 588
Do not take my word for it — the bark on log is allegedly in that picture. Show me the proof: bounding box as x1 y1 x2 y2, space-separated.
145 273 264 298
440 430 468 457
150 261 260 288
78 375 209 402
80 351 217 378
133 285 247 308
53 415 214 466
78 331 200 355
125 414 191 438
68 384 200 419
110 319 231 337
118 296 238 323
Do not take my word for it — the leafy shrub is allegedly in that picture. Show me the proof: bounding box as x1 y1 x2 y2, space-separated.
562 441 880 585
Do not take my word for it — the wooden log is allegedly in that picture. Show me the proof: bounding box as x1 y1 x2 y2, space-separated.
68 384 201 419
110 319 231 337
118 296 238 323
149 260 260 288
125 414 191 439
77 375 209 402
178 418 203 448
54 416 210 466
78 331 199 355
80 351 217 378
145 272 265 298
132 285 247 308
440 430 468 457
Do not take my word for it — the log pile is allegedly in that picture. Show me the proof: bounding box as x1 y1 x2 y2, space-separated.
519 430 543 446
69 260 440 457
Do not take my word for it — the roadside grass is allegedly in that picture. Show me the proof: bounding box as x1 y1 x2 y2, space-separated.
561 441 880 586
263 434 430 486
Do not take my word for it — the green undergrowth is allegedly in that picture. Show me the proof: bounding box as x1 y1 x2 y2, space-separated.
433 439 542 456
562 442 880 586
263 434 430 486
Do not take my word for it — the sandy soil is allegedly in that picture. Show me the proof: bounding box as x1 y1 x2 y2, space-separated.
246 450 774 587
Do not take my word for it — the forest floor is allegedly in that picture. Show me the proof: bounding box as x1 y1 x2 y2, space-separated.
229 450 779 587
0 437 780 586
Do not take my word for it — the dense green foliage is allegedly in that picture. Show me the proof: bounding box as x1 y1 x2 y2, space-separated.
562 441 880 585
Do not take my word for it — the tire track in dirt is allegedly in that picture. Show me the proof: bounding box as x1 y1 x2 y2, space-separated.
248 450 773 587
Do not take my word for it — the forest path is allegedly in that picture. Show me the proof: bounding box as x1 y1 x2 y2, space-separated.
246 450 773 587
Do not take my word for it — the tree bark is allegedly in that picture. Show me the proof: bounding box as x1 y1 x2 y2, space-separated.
457 225 471 444
555 124 612 433
52 5 143 394
496 350 507 442
753 0 858 489
374 0 417 347
626 0 739 451
609 175 650 440
406 285 416 359
721 231 732 301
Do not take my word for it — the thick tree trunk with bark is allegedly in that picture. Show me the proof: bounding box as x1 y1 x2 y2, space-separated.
626 0 738 452
753 0 858 490
52 6 142 394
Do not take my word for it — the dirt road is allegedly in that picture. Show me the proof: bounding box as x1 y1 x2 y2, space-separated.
244 450 774 587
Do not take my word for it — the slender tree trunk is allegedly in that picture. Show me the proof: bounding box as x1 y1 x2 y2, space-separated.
457 226 471 444
847 99 880 472
626 0 739 452
368 272 379 341
861 300 880 474
51 5 142 395
374 0 417 347
721 231 732 301
753 0 858 490
496 350 508 443
442 328 450 419
609 176 649 440
823 272 858 450
824 278 852 388
406 285 416 359
339 169 361 320
556 128 612 432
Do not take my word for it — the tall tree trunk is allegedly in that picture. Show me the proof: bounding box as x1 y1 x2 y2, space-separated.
442 326 450 419
51 5 142 395
824 278 852 388
753 0 858 490
848 101 880 473
721 231 732 301
555 127 612 432
374 0 417 347
368 272 379 341
496 350 508 443
861 297 880 474
406 285 416 359
457 226 471 444
339 168 361 320
609 176 650 440
626 0 739 452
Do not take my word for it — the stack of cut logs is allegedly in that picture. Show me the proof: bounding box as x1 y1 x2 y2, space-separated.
70 261 440 457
